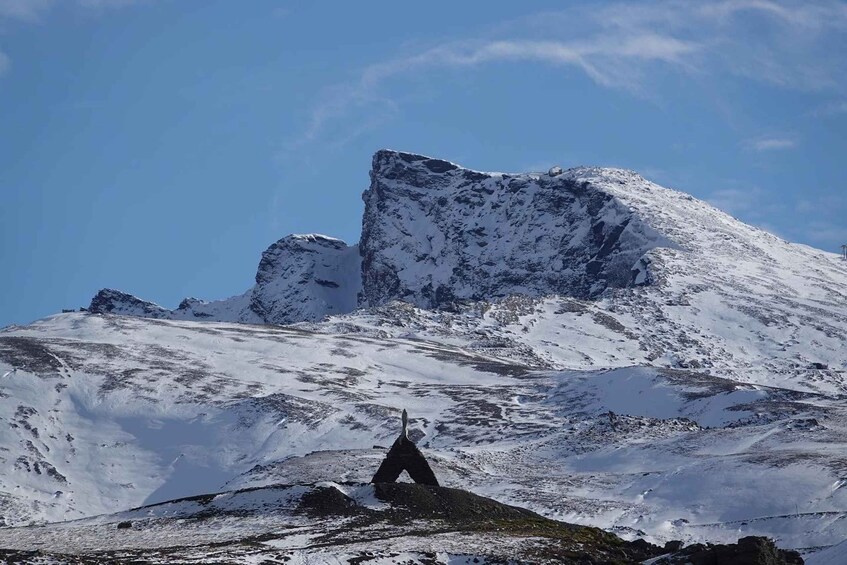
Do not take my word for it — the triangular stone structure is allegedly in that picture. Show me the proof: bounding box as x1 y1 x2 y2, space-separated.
371 409 439 486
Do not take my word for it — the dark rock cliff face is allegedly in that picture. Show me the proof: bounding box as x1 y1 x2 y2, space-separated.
359 150 666 309
88 289 170 318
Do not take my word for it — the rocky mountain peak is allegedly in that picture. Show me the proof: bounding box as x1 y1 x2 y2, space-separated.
87 149 824 327
255 234 351 285
360 150 670 309
249 234 360 324
88 234 360 325
370 149 461 183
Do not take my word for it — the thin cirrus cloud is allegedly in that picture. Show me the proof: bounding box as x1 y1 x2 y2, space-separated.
745 137 798 151
0 0 54 22
707 187 760 217
294 34 701 148
813 100 847 116
0 0 149 77
0 0 143 20
705 184 791 240
291 0 847 149
709 186 846 250
706 185 787 219
806 222 847 247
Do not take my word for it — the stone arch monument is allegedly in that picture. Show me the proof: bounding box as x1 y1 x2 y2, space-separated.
371 409 439 486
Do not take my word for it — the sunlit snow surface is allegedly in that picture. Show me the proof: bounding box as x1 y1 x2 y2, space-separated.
1 308 847 557
2 162 847 559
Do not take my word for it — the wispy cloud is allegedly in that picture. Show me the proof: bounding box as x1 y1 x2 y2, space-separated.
745 136 798 151
697 0 847 29
292 35 698 148
710 184 846 249
792 193 847 249
706 184 807 240
0 0 145 20
0 0 54 22
813 99 847 116
806 222 847 247
706 183 787 221
290 0 847 150
707 186 766 217
592 1 847 89
363 36 699 89
0 0 150 77
77 0 145 7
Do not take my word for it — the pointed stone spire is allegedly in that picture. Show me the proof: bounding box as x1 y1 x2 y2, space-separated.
401 408 408 439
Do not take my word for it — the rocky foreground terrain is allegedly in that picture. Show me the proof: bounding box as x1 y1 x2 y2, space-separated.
2 151 846 562
0 482 805 564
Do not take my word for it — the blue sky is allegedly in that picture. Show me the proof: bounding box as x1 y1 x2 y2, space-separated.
1 0 845 327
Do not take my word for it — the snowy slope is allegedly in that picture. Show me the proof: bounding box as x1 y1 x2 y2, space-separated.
293 152 847 397
2 312 847 555
806 538 847 564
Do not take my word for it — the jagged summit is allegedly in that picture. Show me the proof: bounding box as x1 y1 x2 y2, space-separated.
372 148 648 178
250 233 360 324
371 149 662 190
361 150 676 309
89 233 360 325
89 288 172 318
87 149 847 326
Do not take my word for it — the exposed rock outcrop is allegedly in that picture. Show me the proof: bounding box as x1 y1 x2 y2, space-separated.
88 289 171 319
655 536 803 564
89 234 360 325
360 150 670 309
90 149 816 327
248 234 360 325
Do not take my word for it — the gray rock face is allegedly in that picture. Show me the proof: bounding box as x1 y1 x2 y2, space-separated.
89 150 740 324
655 536 804 565
248 234 361 325
89 235 361 325
88 289 171 319
359 150 669 309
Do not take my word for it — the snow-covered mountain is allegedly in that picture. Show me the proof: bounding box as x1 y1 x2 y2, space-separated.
88 150 847 355
3 150 847 561
93 149 677 318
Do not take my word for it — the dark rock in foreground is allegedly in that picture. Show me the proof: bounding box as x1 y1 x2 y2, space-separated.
655 535 804 565
298 482 664 564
